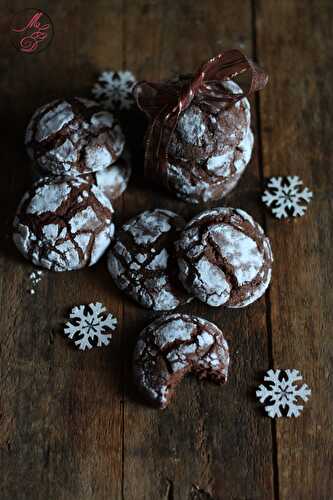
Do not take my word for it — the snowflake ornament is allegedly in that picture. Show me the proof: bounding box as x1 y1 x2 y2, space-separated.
92 70 137 110
256 369 311 418
262 176 313 219
64 302 117 351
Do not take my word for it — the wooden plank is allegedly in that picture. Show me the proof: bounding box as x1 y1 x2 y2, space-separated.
256 1 333 498
122 1 274 499
0 2 124 499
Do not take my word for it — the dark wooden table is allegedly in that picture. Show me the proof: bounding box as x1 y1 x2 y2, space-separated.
0 1 332 499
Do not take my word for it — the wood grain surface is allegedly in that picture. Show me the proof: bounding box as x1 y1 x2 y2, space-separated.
0 1 331 499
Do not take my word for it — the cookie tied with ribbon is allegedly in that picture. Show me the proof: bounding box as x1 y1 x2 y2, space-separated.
134 50 268 204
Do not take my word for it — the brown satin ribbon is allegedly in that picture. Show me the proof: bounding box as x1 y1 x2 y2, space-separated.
134 49 268 185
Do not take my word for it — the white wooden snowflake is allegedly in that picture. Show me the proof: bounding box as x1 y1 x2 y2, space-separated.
256 369 311 418
92 70 136 110
262 176 313 219
64 302 117 351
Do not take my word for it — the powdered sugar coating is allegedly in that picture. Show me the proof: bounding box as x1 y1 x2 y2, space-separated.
133 313 229 408
177 107 207 145
27 182 71 215
176 207 273 308
25 98 125 177
123 210 172 245
108 209 191 311
13 177 114 271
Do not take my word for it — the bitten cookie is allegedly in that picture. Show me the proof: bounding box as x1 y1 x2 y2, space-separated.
175 207 273 307
133 313 230 408
13 177 114 271
107 209 191 311
25 97 125 177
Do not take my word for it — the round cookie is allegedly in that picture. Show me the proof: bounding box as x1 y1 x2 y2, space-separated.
133 313 230 408
168 80 251 162
167 128 253 204
25 97 125 177
13 177 114 271
147 80 253 204
175 207 273 308
107 209 191 311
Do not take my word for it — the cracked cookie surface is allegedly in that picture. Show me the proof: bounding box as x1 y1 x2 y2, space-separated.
107 209 191 311
176 207 273 307
25 97 125 177
150 80 253 203
13 176 114 271
133 313 229 408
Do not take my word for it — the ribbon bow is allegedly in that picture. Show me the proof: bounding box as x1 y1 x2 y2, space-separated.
134 49 268 184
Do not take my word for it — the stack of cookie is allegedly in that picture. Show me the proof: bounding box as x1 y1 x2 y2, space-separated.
26 97 131 201
143 79 253 204
13 97 131 271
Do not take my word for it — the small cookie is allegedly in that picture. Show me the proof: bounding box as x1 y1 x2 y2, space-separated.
133 313 230 408
31 149 131 202
25 97 125 177
176 207 273 307
167 128 254 204
107 209 191 311
13 177 114 271
168 80 250 162
83 149 131 202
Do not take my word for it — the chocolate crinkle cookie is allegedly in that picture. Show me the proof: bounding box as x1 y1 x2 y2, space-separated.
107 209 191 311
133 313 230 408
13 176 114 271
82 148 131 202
31 149 132 203
175 207 273 308
25 97 125 177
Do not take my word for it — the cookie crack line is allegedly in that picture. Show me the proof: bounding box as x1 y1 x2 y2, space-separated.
206 233 238 291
